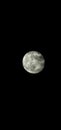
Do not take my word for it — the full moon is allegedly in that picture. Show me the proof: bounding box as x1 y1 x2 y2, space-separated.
22 51 45 74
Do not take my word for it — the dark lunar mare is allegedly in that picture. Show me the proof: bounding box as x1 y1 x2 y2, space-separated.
33 55 44 61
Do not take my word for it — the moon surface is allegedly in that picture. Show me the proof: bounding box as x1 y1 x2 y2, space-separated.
22 51 45 74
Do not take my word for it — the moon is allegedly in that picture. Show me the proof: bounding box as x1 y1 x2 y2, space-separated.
22 51 45 74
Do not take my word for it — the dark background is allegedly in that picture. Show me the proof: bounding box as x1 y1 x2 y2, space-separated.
14 33 50 125
13 4 50 119
13 4 50 97
9 3 50 112
1 1 58 128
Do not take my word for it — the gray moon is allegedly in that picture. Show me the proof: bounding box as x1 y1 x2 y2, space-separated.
22 51 45 74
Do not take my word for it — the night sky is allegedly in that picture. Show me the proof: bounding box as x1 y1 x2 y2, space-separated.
1 1 58 127
13 6 50 105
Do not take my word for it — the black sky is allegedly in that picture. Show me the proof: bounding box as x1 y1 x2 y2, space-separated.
1 1 59 127
12 4 50 100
